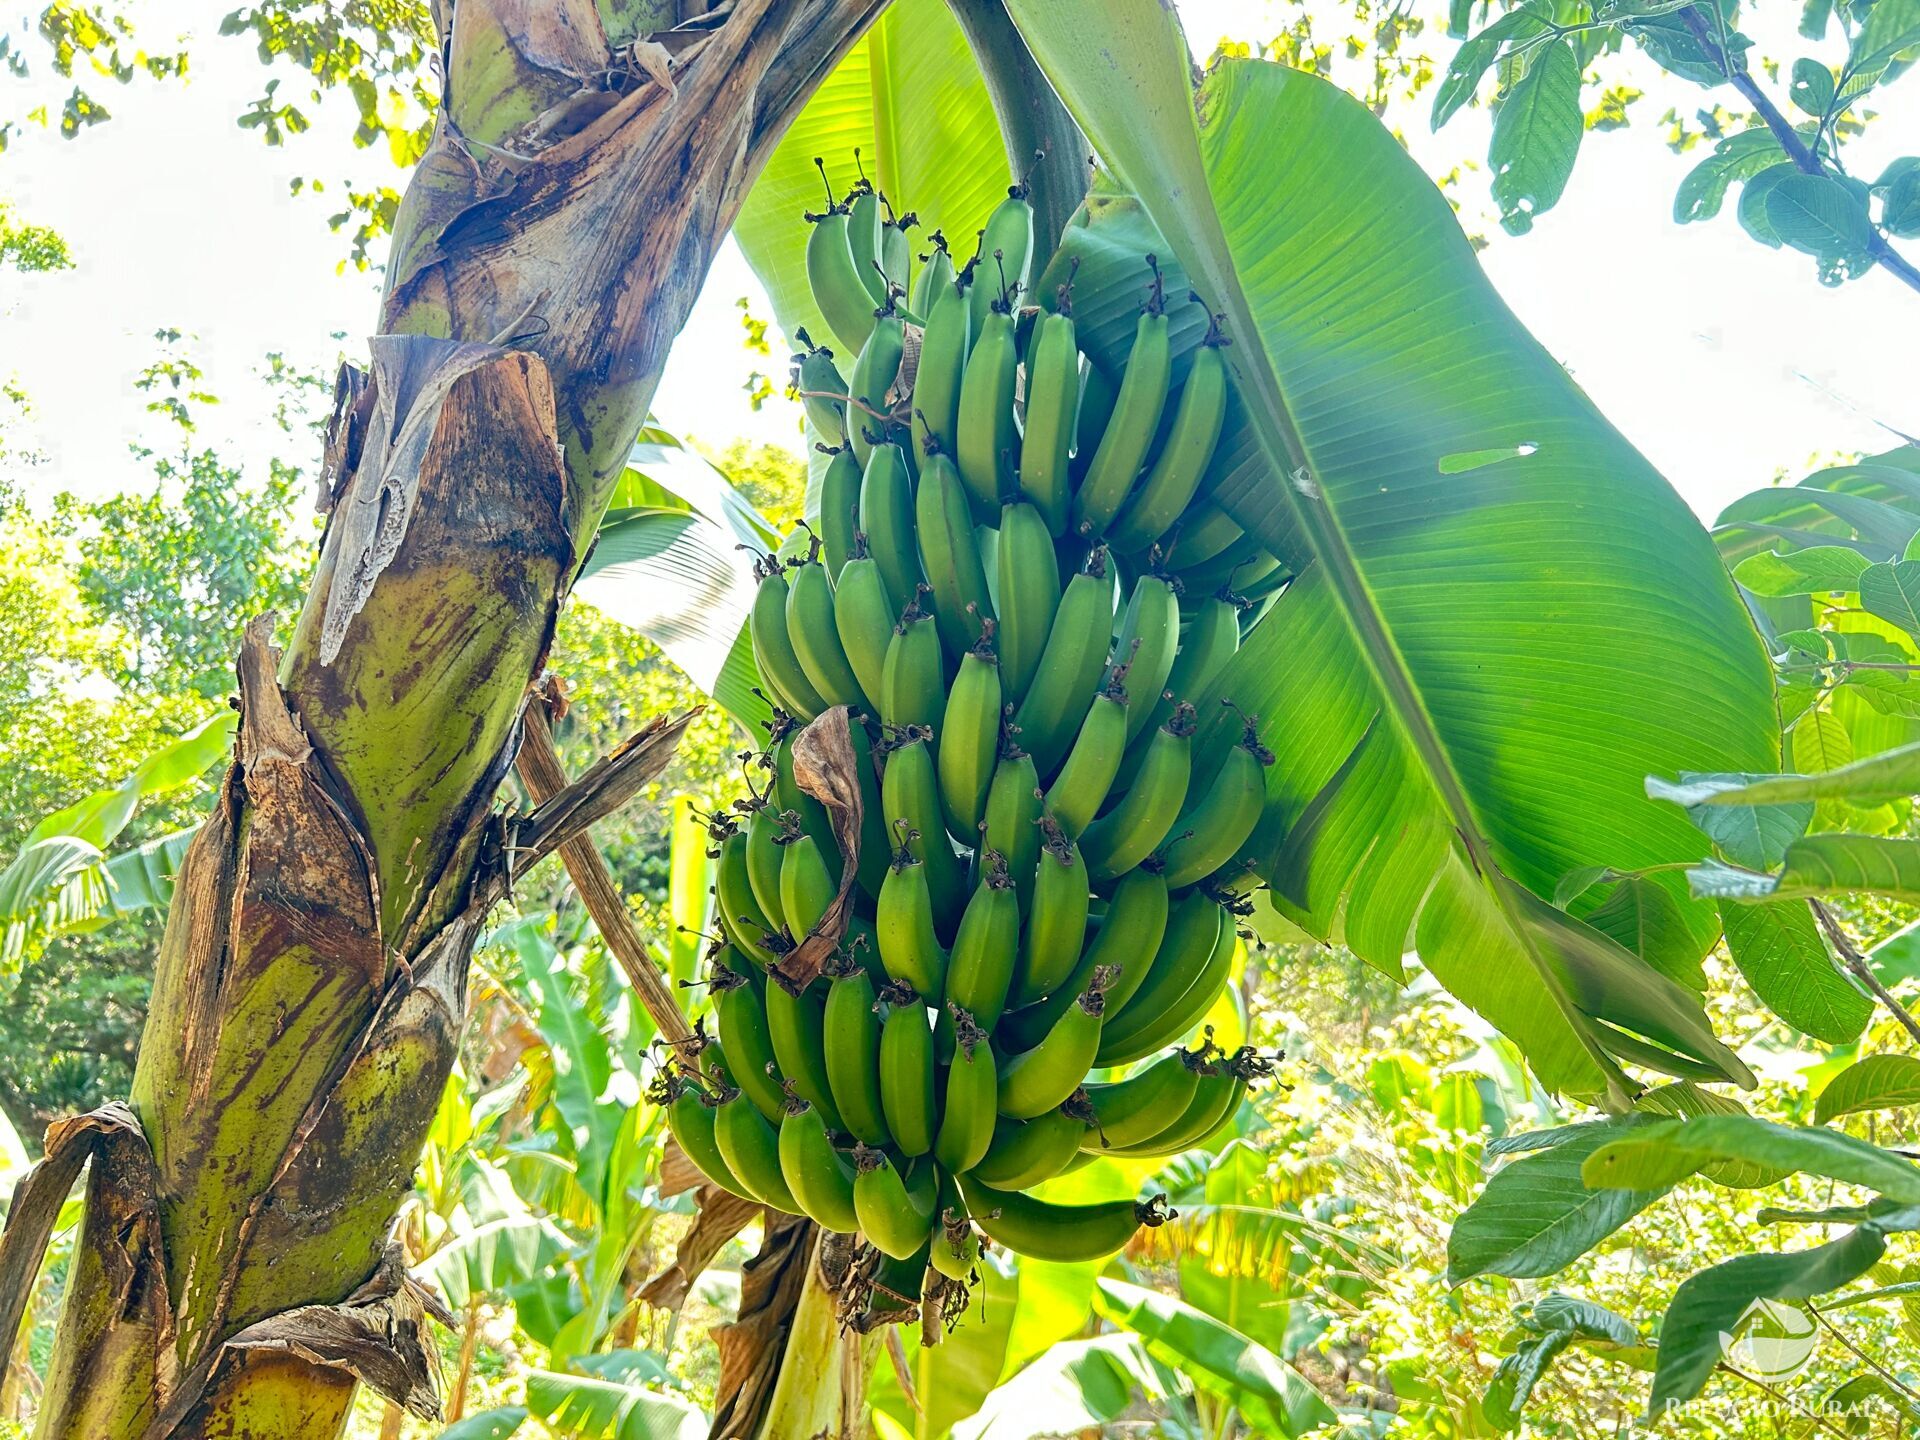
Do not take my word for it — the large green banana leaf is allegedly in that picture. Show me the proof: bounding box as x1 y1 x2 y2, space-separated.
731 0 1009 348
1002 5 1778 1101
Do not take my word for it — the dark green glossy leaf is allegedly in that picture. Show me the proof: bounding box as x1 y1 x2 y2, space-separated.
1583 1115 1920 1201
1790 58 1836 115
1645 773 1811 870
435 1408 529 1440
1719 899 1871 1044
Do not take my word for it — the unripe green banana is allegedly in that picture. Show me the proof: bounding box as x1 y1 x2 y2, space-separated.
1111 573 1180 746
880 208 914 301
785 549 866 708
931 1199 981 1282
1099 898 1235 1066
910 230 957 319
815 444 861 579
791 330 849 447
1177 534 1272 600
1079 1044 1207 1150
1081 704 1194 883
751 558 827 721
844 713 891 905
1106 328 1229 555
858 443 921 618
772 727 838 864
995 499 1063 705
1043 681 1128 841
875 833 949 999
981 746 1041 911
846 175 887 304
1010 550 1114 778
972 1101 1091 1189
849 304 906 467
660 1071 747 1199
714 822 779 966
1102 1048 1272 1156
1073 360 1118 478
778 1095 860 1232
744 801 793 938
1157 717 1274 890
805 164 878 356
996 970 1112 1119
912 269 972 471
969 183 1034 334
714 1088 804 1214
955 303 1019 524
944 850 1021 1029
878 980 937 1156
833 548 896 712
712 966 786 1123
881 595 945 733
779 831 837 940
933 1006 998 1172
1072 268 1172 537
765 973 843 1132
914 450 995 655
937 625 1002 840
956 1173 1172 1264
996 867 1168 1051
1011 816 1090 1008
1166 502 1244 570
853 1147 939 1260
822 955 889 1145
879 726 968 932
1136 593 1243 763
1020 302 1079 537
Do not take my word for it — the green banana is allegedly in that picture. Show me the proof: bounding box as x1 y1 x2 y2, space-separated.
849 302 906 467
995 499 1062 705
770 730 839 874
846 713 892 904
931 1200 981 1282
996 867 1170 1051
1072 265 1172 538
712 965 786 1123
846 173 887 304
859 1239 932 1329
1106 324 1229 556
1020 298 1079 537
765 973 843 1131
1098 896 1234 1066
937 624 1002 840
879 206 914 300
914 449 995 655
779 831 837 940
912 268 972 471
1079 1043 1208 1150
815 444 861 579
996 970 1111 1119
1102 1047 1272 1157
1010 549 1114 778
791 330 849 447
804 163 878 356
660 1071 747 1199
833 546 896 712
879 726 968 932
785 547 866 708
956 1173 1172 1264
778 1096 860 1232
750 558 827 721
910 229 956 319
971 1101 1091 1189
822 954 889 1145
853 1147 938 1260
878 980 937 1156
744 800 792 938
714 1087 804 1213
858 442 921 617
881 594 945 733
982 747 1041 913
1043 679 1128 841
1157 714 1274 890
1073 360 1118 478
714 821 779 965
1165 502 1243 570
933 1006 998 1173
1111 573 1180 746
969 181 1033 334
1080 703 1194 883
1011 816 1089 1009
954 302 1019 524
1129 593 1242 778
1177 534 1274 600
875 833 949 999
944 850 1021 1029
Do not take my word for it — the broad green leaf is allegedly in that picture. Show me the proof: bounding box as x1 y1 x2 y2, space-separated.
1730 543 1869 596
1484 1293 1638 1431
1094 1278 1336 1437
1583 1115 1920 1201
1767 834 1920 902
1674 127 1786 224
420 1215 571 1308
523 1366 706 1440
1431 5 1553 127
0 825 198 969
666 795 713 993
1792 710 1855 777
1881 164 1920 237
1816 1055 1920 1123
1448 1120 1673 1283
952 1335 1159 1440
1633 1082 1793 1188
1645 772 1811 870
1861 560 1920 638
436 1408 529 1440
1826 1375 1920 1429
1719 899 1871 1044
1488 39 1583 234
1791 58 1837 115
1686 741 1920 808
511 925 621 1206
1581 876 1706 990
26 708 234 849
1650 1225 1892 1411
1853 0 1920 73
1000 17 1776 1099
732 0 1009 348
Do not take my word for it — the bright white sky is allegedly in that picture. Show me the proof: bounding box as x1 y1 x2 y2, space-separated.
1 0 1916 521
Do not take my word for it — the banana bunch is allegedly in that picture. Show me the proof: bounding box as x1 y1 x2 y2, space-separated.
665 162 1288 1302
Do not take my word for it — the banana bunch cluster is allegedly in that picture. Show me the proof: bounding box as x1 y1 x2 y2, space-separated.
661 162 1283 1299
